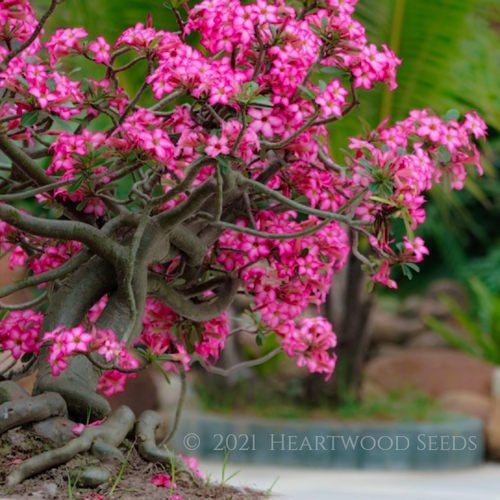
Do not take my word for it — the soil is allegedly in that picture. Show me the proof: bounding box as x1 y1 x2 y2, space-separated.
0 428 265 500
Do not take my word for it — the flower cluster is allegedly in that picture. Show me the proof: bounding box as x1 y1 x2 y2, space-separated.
282 317 338 379
0 1 37 44
40 325 138 395
0 309 43 360
0 0 488 388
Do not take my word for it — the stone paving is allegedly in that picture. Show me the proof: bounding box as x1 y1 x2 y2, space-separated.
199 461 500 500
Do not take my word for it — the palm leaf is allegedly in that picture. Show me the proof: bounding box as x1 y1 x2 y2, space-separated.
423 316 481 359
329 0 485 156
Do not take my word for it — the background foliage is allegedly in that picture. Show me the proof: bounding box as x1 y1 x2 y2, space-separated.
33 0 500 292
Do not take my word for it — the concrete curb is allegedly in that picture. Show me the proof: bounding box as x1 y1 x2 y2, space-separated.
170 412 484 470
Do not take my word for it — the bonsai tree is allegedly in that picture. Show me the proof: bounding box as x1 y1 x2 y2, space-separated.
0 0 486 488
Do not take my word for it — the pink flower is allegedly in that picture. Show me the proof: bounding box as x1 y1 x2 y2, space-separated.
150 473 177 489
403 236 429 262
179 454 204 479
248 108 283 139
88 36 111 65
64 326 94 354
72 419 105 436
372 260 397 289
205 135 230 157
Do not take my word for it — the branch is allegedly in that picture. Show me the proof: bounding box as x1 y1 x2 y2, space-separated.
0 291 47 311
0 214 130 300
0 204 123 264
210 219 331 240
148 273 240 322
256 150 286 185
85 353 151 374
0 251 91 299
118 205 151 343
150 156 212 206
159 365 186 446
236 173 358 224
0 0 65 71
0 178 72 202
176 276 227 298
155 176 217 230
149 91 184 112
260 113 318 150
193 347 282 376
317 145 346 173
0 135 52 187
169 225 208 267
351 229 374 272
251 26 266 81
5 355 38 381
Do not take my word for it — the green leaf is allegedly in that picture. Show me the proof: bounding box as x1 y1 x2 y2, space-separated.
80 78 94 95
21 352 34 363
20 111 39 128
423 316 480 358
51 114 73 131
76 199 89 211
249 96 274 108
444 109 460 123
438 146 451 163
14 74 29 87
221 155 244 164
320 66 345 77
358 116 372 135
297 84 317 100
402 210 415 240
405 262 420 273
401 264 413 280
46 78 56 93
318 80 327 93
68 175 87 194
217 156 229 175
439 293 498 362
153 360 171 384
243 81 259 94
358 157 375 172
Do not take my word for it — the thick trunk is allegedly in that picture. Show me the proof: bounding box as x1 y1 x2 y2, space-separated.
34 257 116 420
34 222 166 421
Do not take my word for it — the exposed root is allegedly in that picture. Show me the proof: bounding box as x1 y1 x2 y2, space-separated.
77 465 112 488
6 405 135 487
136 410 179 466
32 416 77 448
34 369 111 421
0 380 30 403
0 392 67 435
1 382 191 491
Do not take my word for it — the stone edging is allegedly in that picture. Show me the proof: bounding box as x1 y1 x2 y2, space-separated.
170 411 484 470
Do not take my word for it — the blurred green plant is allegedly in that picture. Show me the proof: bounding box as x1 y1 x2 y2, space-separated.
330 0 500 295
424 278 500 365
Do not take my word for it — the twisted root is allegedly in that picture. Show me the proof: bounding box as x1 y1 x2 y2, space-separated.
0 392 67 435
6 405 135 487
1 382 187 490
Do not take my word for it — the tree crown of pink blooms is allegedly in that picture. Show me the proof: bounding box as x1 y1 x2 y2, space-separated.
0 0 487 392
